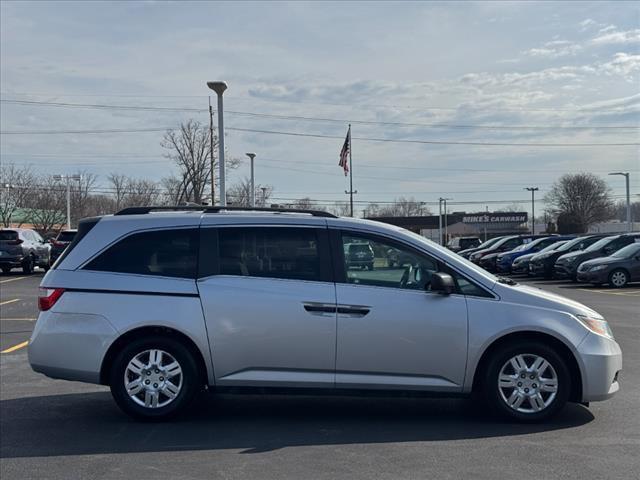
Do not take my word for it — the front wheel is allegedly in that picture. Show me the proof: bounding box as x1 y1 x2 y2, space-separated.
22 255 34 274
482 342 570 422
608 269 628 288
109 336 201 420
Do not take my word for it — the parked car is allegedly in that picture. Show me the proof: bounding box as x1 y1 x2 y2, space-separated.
475 235 549 272
496 236 574 274
458 236 506 259
511 240 569 275
555 233 640 281
0 228 51 274
529 234 610 279
345 242 375 270
447 236 481 253
577 242 640 288
49 229 77 265
29 206 622 422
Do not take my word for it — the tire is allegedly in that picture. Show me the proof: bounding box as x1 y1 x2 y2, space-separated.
481 341 570 422
608 269 628 289
1 267 11 274
109 335 201 420
22 255 34 274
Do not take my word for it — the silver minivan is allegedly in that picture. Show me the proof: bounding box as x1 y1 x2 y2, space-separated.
29 207 622 421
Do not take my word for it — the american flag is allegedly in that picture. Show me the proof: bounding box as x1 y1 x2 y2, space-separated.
338 126 350 176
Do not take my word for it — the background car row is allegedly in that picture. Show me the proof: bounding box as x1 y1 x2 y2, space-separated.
452 232 640 288
0 228 76 274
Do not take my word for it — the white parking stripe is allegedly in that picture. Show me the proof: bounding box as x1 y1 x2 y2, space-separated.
0 276 26 284
0 298 20 307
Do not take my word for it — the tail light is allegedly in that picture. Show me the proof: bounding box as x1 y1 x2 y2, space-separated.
7 239 23 245
38 288 65 311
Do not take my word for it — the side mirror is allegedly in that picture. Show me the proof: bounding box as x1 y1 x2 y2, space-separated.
430 272 456 295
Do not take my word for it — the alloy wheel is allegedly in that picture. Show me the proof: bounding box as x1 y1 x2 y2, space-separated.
610 270 627 288
497 353 558 414
124 349 183 409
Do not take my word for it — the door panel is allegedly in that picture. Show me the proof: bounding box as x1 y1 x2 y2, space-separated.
334 230 469 391
197 225 337 388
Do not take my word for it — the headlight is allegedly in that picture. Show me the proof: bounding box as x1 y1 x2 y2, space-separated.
575 314 614 340
566 256 579 264
590 265 607 272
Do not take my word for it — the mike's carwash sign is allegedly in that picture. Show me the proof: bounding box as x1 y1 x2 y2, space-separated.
462 212 528 224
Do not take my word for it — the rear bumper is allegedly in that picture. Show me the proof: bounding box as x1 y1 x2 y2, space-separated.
28 310 118 384
577 332 622 402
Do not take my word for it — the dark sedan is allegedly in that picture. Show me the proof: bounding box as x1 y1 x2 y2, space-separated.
511 240 569 275
457 236 506 259
555 233 640 281
474 234 549 272
529 234 609 279
577 242 640 287
50 229 77 264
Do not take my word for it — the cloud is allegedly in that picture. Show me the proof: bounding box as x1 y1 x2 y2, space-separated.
579 18 598 31
598 53 640 80
524 40 582 58
591 28 640 45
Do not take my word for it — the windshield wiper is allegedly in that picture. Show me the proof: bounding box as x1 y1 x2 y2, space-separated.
496 276 518 286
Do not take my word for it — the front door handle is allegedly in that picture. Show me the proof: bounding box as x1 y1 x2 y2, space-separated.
303 302 336 315
337 305 370 317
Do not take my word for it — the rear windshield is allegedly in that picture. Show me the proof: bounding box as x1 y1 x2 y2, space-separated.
0 231 18 241
350 244 371 253
57 231 76 242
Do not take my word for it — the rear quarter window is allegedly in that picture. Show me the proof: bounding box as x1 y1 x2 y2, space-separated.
83 228 198 279
0 231 18 241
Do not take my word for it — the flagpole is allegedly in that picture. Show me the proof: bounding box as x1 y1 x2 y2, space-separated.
348 124 354 217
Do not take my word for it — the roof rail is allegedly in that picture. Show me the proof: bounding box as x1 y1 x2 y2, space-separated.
114 205 337 218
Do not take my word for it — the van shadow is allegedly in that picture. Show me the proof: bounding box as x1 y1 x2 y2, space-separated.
1 391 594 458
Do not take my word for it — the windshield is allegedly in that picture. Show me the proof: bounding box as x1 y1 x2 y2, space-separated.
467 236 499 250
56 231 76 242
584 236 617 252
511 244 528 252
610 242 640 259
556 237 584 252
540 241 567 253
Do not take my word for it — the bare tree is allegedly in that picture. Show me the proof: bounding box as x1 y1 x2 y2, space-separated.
70 171 98 221
329 201 352 217
362 202 381 218
545 173 614 233
107 173 128 211
286 197 326 211
0 164 35 227
25 175 66 233
377 197 432 217
226 177 274 207
161 120 240 205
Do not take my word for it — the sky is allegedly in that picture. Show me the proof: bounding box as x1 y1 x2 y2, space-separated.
1 0 639 215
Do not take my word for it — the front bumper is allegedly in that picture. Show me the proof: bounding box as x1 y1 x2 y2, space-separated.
496 261 513 274
576 332 622 402
0 255 25 268
577 269 609 284
554 263 577 279
511 262 529 274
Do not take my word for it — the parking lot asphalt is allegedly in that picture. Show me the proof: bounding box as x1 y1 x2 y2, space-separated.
1 272 639 479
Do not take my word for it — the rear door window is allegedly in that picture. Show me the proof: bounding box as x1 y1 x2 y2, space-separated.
0 231 18 241
84 228 198 278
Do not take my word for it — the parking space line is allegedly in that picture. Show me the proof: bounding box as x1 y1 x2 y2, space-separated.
1 340 29 354
579 288 640 297
0 276 26 284
0 298 20 306
0 318 37 321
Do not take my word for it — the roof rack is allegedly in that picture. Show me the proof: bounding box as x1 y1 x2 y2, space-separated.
114 206 337 218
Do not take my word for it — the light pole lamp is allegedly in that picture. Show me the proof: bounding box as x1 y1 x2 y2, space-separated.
525 187 539 234
246 153 256 207
207 81 228 206
609 172 631 232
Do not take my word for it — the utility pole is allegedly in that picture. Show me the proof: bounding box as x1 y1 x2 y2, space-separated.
443 198 452 244
438 197 444 245
260 187 268 207
246 153 256 207
53 174 82 229
343 124 357 216
609 172 631 232
208 96 215 205
525 187 539 235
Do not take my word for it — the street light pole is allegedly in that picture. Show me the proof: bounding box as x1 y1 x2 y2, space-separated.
207 81 228 206
53 174 82 229
525 187 539 234
260 187 268 207
246 153 256 207
609 172 631 232
438 197 444 245
208 96 215 205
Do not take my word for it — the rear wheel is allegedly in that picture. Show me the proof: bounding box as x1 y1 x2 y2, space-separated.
109 336 200 420
22 255 34 274
608 269 628 288
482 341 570 422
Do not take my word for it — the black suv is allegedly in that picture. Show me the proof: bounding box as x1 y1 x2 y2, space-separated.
447 236 481 253
0 228 51 274
345 242 375 270
529 234 609 279
554 233 640 281
50 229 77 265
